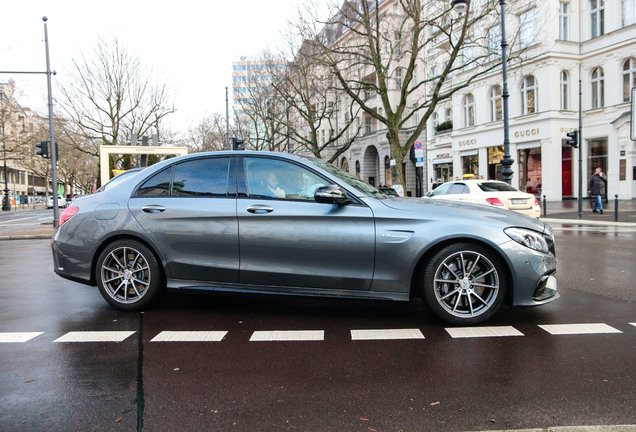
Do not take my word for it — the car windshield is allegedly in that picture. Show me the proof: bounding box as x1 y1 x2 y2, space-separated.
310 158 387 199
477 182 519 192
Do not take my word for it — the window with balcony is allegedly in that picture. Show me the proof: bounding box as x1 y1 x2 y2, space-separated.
521 75 538 115
591 67 605 108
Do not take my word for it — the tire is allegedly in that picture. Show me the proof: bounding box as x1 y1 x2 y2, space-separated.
96 239 164 311
422 242 507 325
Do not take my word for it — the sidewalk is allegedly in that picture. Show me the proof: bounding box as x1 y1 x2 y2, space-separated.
539 198 636 226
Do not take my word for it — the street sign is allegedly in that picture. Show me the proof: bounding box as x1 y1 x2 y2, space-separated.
414 141 422 149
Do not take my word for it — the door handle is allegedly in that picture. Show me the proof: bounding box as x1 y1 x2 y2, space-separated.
246 204 274 214
142 205 166 214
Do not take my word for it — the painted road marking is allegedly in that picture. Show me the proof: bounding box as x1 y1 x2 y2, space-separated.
446 326 524 338
539 323 622 335
0 332 44 343
150 331 228 342
351 328 425 340
250 330 324 342
54 331 136 343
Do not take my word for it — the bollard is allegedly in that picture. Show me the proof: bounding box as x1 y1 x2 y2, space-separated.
615 194 619 222
542 195 547 217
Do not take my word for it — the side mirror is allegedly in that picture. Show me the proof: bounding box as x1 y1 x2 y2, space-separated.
425 191 432 197
314 185 350 205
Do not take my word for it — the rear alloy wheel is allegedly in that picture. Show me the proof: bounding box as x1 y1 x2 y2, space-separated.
96 240 163 310
423 243 506 325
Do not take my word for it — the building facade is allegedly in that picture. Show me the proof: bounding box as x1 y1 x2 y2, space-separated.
426 0 636 201
0 80 47 206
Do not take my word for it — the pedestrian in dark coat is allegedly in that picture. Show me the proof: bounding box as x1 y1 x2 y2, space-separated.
588 167 607 214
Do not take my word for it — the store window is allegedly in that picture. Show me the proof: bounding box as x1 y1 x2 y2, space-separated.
462 154 479 177
488 146 504 180
518 147 542 195
433 163 453 185
587 139 608 179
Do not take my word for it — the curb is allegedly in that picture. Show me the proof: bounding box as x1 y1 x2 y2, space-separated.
541 218 636 227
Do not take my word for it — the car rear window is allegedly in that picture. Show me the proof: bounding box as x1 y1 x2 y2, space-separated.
477 182 518 192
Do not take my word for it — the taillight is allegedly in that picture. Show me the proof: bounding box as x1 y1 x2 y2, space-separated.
58 206 79 227
485 198 505 207
534 198 540 206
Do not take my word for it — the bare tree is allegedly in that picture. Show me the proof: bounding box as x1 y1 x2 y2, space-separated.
272 36 362 163
185 113 228 153
58 37 175 180
299 0 521 189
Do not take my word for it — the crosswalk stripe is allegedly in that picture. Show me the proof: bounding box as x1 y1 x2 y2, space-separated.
445 326 524 338
0 332 44 343
539 323 622 335
250 330 324 341
150 331 227 342
53 331 136 343
351 328 425 340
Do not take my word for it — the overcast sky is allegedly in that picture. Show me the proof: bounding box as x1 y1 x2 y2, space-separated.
0 0 308 132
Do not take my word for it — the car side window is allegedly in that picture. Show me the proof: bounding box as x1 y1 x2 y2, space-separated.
431 183 452 196
448 183 469 195
244 158 326 201
135 158 230 197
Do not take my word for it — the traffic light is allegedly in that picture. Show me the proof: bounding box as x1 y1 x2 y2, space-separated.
565 130 578 148
232 138 244 150
36 141 49 158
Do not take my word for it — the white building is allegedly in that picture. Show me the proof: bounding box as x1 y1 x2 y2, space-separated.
426 0 636 201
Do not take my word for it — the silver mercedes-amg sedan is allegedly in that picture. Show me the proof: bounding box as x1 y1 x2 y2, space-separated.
51 151 558 325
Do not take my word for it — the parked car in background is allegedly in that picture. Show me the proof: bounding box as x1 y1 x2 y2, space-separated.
425 179 541 218
52 152 557 325
47 195 67 209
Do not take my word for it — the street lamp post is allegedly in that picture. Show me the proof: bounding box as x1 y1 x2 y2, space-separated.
452 0 514 184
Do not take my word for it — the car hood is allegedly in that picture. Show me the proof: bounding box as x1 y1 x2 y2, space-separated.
380 197 548 233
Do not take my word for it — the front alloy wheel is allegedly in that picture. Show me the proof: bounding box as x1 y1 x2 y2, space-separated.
96 240 163 310
423 243 506 325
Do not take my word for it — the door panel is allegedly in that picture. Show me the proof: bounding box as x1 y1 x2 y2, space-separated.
237 156 375 290
129 157 239 282
238 199 375 290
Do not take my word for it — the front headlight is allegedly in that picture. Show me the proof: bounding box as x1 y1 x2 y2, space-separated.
504 227 549 253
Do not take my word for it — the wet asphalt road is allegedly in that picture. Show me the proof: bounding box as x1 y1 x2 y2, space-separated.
0 227 635 432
